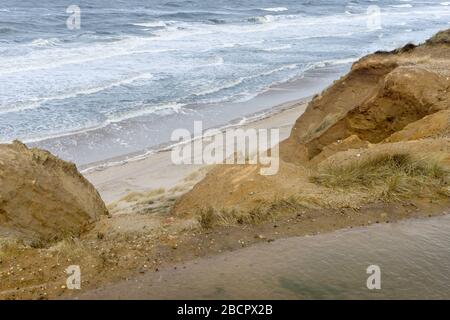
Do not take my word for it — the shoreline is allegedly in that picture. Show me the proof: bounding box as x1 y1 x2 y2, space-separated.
30 62 350 168
77 61 347 175
84 96 310 204
80 94 312 174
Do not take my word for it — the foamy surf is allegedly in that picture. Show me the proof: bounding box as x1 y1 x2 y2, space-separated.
1 0 450 165
261 7 288 12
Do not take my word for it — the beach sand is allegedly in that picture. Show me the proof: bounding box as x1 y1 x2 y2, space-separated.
85 98 309 204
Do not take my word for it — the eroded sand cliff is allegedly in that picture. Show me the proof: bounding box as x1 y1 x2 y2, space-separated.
0 141 108 244
173 29 450 219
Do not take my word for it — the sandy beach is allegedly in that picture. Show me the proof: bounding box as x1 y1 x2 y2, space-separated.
84 98 309 204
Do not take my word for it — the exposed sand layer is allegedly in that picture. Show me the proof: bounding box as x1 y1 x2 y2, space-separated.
173 29 450 218
0 141 108 244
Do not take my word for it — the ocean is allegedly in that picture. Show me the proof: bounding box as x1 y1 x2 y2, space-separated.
1 0 449 166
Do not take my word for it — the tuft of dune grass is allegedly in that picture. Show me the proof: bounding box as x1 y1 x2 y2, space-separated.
196 196 317 229
310 153 450 199
120 188 165 203
49 236 87 260
0 239 26 260
195 152 450 230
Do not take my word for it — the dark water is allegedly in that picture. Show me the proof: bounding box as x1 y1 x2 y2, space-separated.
79 214 450 299
1 0 449 164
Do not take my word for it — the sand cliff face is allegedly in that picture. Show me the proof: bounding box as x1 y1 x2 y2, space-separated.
284 32 450 163
173 29 450 216
0 141 108 244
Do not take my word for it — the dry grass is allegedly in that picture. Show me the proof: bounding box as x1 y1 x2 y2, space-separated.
120 188 166 203
0 239 26 261
195 152 450 229
183 171 201 182
168 185 188 194
49 237 87 260
196 196 314 229
310 153 450 200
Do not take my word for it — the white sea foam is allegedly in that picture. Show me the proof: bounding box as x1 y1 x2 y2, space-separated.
105 102 185 125
20 102 185 144
391 4 413 8
247 15 275 24
0 45 176 75
132 21 168 28
261 7 288 12
0 73 154 115
1 8 440 76
192 64 299 99
3 3 449 149
31 38 60 47
262 44 292 51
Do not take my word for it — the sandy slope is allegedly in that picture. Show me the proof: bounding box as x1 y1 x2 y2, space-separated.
173 29 450 217
0 141 107 244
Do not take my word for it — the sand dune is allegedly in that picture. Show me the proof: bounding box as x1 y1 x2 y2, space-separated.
173 29 450 220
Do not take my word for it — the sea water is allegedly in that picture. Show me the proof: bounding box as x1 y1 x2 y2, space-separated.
1 0 449 165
